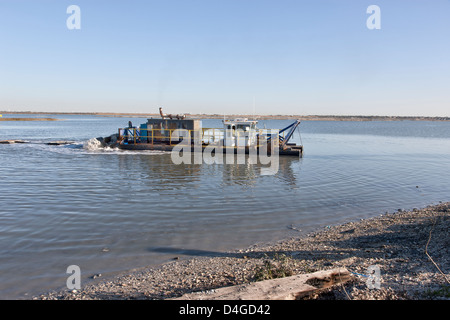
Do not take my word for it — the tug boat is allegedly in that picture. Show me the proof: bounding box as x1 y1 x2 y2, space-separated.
114 108 303 157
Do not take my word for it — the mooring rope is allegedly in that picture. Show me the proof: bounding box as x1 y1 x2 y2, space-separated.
425 213 450 285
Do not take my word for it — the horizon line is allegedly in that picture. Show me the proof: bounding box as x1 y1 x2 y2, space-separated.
1 111 449 120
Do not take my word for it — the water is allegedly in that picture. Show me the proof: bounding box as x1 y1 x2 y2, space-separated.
1 115 450 299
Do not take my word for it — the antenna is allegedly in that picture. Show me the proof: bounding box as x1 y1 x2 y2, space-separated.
253 96 256 121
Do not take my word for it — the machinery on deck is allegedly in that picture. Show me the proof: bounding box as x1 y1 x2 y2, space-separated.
116 109 303 156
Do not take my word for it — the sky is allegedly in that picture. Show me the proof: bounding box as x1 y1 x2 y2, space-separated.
0 0 449 116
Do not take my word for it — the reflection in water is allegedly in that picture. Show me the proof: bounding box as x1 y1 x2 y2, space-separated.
222 161 258 187
116 152 302 190
276 156 301 187
221 155 302 188
119 153 202 190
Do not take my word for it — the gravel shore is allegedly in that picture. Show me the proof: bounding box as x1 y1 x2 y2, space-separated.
36 202 449 300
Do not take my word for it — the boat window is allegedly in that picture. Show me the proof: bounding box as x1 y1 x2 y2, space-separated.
236 125 250 131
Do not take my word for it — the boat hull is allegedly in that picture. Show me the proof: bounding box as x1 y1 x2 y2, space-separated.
118 143 303 157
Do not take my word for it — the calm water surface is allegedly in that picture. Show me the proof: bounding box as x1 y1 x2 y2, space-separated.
1 115 449 299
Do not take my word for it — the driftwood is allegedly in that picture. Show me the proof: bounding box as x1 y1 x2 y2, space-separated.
0 140 27 144
0 140 72 145
172 268 352 300
46 141 75 146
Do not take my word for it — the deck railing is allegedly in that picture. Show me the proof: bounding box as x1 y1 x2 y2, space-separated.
118 127 283 148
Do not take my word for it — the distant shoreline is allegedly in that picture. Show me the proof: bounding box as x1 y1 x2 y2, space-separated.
0 117 60 121
1 111 449 121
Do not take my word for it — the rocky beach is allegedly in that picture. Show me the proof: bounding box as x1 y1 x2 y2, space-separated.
35 202 449 300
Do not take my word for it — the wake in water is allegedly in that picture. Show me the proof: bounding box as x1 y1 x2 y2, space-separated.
82 137 124 152
20 137 167 155
83 138 110 151
82 138 166 155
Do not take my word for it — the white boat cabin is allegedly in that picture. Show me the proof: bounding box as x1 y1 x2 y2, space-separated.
222 118 258 147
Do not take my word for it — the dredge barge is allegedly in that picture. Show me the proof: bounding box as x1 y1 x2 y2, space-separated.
114 108 303 157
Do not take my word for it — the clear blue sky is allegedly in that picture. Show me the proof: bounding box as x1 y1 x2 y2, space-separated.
0 0 449 116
